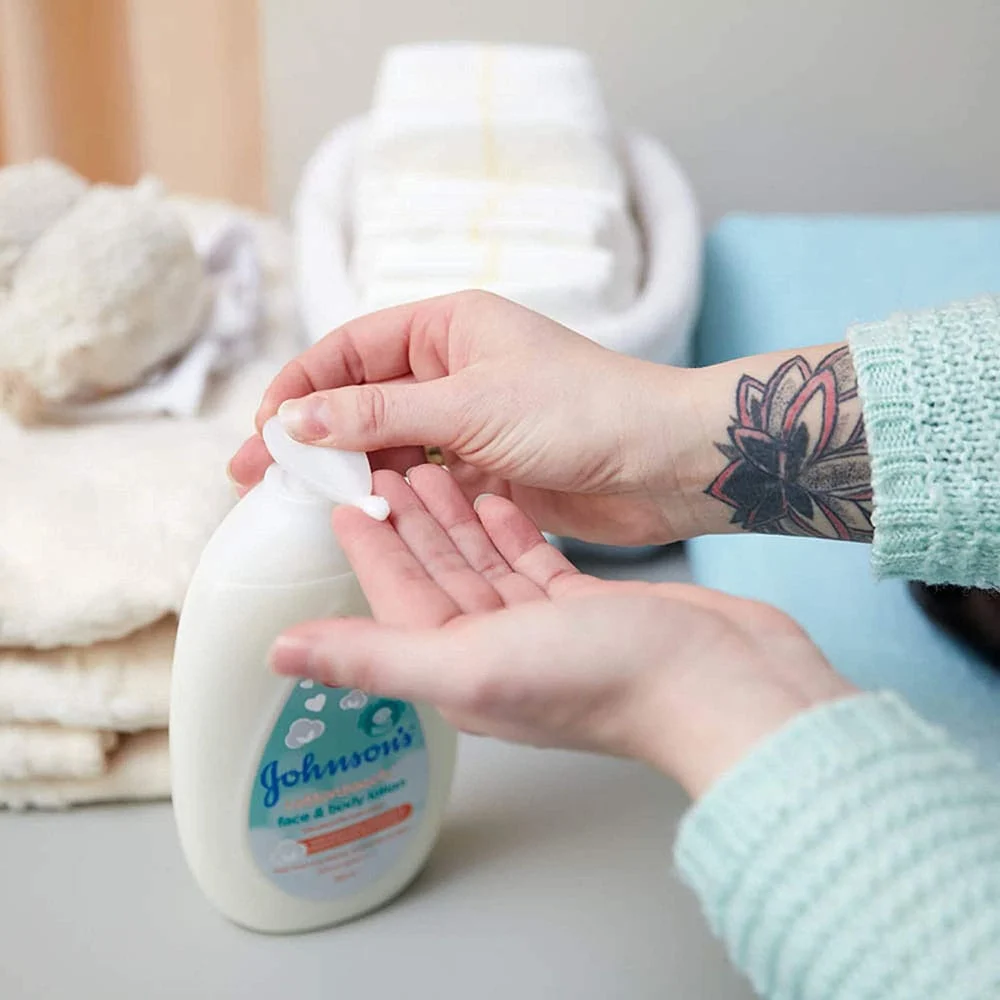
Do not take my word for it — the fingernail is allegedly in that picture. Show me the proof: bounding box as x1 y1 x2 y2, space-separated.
278 397 329 443
403 464 432 485
473 493 495 512
269 635 314 675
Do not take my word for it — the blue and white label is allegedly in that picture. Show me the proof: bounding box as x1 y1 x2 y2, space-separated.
249 681 428 901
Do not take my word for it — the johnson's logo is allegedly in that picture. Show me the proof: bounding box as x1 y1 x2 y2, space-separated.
259 726 414 809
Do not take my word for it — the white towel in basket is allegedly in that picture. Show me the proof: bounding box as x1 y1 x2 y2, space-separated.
372 44 607 122
296 123 701 365
354 238 637 320
362 44 620 192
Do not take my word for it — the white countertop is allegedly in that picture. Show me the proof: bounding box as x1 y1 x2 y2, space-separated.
0 546 755 1000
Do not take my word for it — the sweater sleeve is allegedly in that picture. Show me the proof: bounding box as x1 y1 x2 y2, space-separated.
674 693 1000 1000
847 296 1000 587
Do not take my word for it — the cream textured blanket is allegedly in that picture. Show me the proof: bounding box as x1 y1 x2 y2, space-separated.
0 200 298 651
0 617 173 731
0 730 169 809
0 199 298 807
0 725 118 780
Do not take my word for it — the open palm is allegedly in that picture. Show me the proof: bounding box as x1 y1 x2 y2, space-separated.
272 464 848 795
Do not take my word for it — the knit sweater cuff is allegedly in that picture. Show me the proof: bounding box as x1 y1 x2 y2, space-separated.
847 296 1000 586
675 693 1000 999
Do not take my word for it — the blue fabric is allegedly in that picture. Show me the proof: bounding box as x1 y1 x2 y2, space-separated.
690 213 1000 766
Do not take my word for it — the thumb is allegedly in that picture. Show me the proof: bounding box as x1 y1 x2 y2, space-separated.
269 617 478 708
276 376 472 452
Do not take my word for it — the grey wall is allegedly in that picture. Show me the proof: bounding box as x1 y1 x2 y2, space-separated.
262 0 1000 222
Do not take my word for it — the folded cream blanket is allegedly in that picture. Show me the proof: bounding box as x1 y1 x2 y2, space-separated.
0 200 299 651
0 198 296 807
0 725 117 780
0 617 173 731
0 730 169 810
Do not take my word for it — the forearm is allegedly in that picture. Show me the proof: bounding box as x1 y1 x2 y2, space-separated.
654 343 873 543
673 692 1000 999
847 297 1000 586
658 295 1000 585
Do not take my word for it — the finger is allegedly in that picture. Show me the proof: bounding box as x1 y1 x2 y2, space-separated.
372 470 504 614
331 494 461 629
270 597 603 732
227 426 423 491
255 297 457 431
270 618 467 707
475 494 582 596
274 375 476 454
270 604 547 711
407 464 546 606
228 433 271 489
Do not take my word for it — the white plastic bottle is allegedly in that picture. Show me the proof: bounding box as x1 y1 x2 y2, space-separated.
170 418 457 934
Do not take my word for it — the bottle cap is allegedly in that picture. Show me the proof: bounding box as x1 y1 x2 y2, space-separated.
261 417 390 520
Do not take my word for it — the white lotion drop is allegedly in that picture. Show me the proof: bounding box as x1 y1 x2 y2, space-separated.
357 495 391 521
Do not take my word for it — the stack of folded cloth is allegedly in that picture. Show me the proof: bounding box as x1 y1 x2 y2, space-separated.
350 44 643 327
0 160 298 808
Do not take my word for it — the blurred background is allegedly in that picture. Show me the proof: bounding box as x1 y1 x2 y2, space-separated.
2 0 999 220
1 6 999 997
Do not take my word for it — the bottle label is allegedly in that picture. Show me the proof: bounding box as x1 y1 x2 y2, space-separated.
248 682 428 901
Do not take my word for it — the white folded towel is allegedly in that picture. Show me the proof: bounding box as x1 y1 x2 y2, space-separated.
361 123 624 192
0 202 300 650
372 44 608 124
0 726 118 781
353 238 622 292
0 415 238 649
0 730 169 810
0 618 173 731
348 44 646 327
353 175 632 247
357 243 635 326
298 121 700 366
360 44 623 193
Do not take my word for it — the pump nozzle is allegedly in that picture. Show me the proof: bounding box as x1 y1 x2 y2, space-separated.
261 417 390 520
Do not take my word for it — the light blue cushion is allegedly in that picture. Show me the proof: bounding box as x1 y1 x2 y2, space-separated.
690 214 1000 766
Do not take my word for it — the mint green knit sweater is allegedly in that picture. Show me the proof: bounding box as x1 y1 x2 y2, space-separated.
676 297 1000 999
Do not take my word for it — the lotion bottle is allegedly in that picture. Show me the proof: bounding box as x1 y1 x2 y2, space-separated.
170 417 457 933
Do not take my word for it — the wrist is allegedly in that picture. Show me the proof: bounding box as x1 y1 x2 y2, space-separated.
631 362 728 542
638 342 868 544
636 631 858 799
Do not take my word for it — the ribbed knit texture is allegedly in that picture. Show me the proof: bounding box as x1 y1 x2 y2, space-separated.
675 693 1000 999
847 296 1000 587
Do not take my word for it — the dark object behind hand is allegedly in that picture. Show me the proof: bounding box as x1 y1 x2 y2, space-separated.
911 583 1000 670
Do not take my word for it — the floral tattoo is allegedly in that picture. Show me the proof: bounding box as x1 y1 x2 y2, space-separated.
706 347 874 541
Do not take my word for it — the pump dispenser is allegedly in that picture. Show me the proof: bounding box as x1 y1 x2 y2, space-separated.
170 418 457 933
